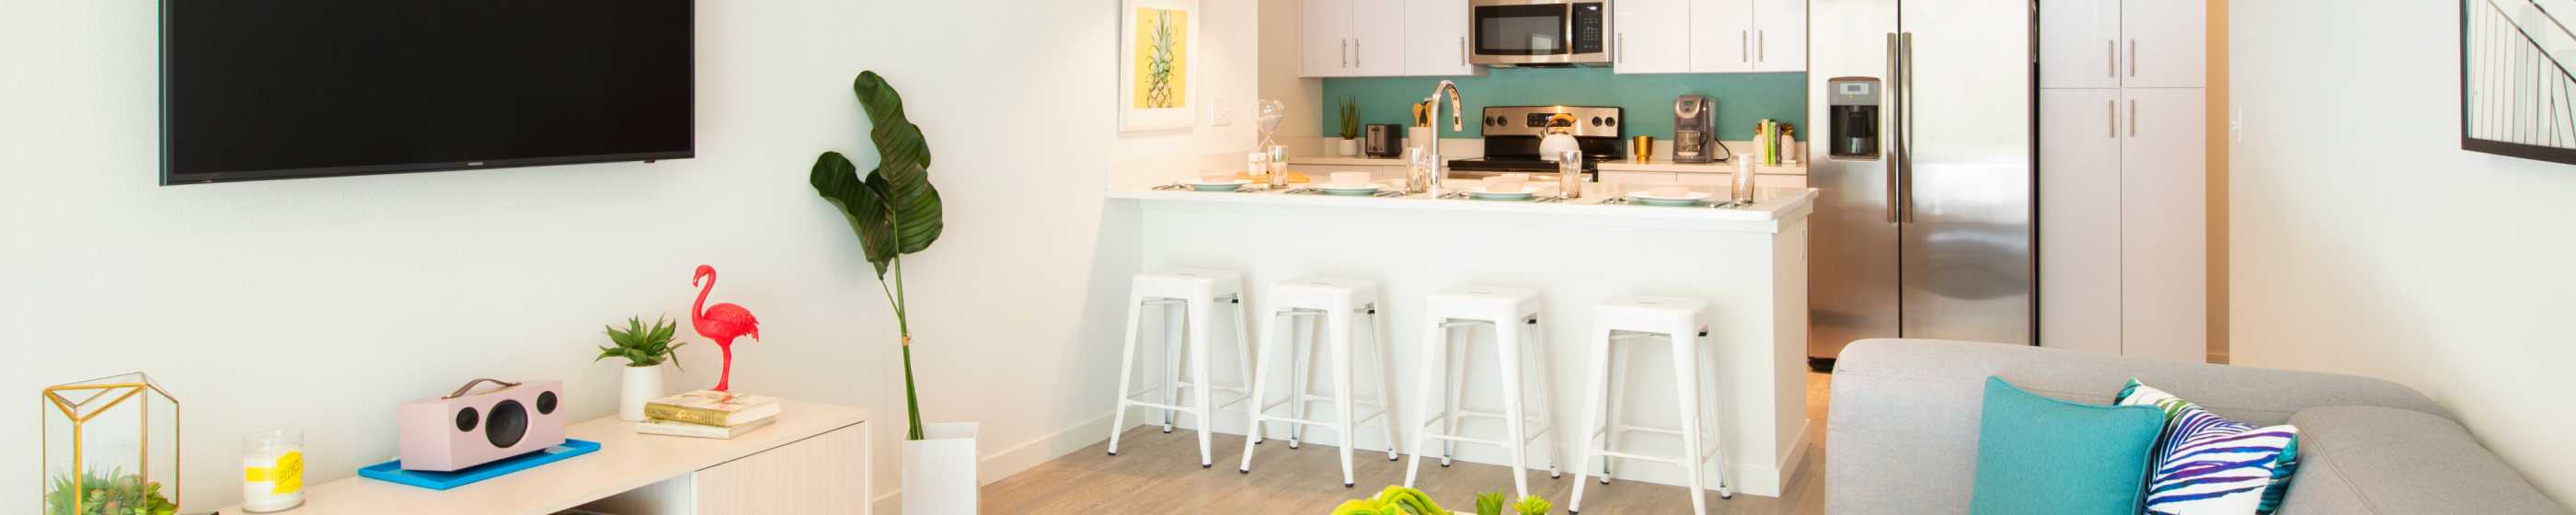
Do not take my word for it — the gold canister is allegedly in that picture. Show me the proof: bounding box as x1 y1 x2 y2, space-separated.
1629 136 1654 163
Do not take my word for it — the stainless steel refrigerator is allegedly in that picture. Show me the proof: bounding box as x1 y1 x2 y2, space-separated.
1806 0 2036 369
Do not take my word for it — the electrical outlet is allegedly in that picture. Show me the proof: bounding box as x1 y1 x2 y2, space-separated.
1211 99 1235 127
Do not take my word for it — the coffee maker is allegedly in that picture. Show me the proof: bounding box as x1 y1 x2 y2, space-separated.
1673 95 1719 164
1825 77 1881 159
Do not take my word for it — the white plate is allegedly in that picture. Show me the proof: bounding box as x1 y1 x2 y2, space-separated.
1315 183 1384 192
1625 190 1716 202
1466 187 1537 200
1189 179 1253 191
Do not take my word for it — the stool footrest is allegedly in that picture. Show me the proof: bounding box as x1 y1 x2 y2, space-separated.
1587 450 1685 466
1252 409 1392 429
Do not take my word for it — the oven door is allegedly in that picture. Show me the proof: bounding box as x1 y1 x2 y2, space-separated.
1470 0 1610 66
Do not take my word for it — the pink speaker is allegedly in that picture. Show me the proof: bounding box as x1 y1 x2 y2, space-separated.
397 379 568 472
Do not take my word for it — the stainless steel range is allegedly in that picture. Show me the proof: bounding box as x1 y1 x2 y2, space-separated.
1447 105 1624 180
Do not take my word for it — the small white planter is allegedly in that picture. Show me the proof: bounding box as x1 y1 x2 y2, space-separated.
1334 138 1362 156
903 422 981 514
618 365 664 422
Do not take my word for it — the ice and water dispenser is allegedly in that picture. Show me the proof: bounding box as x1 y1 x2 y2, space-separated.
1826 77 1881 159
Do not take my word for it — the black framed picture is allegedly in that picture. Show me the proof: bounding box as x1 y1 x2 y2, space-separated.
2463 0 2576 165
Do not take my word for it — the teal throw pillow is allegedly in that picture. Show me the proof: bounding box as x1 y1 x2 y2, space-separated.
1968 376 2167 515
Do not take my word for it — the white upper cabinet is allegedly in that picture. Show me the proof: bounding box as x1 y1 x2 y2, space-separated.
2039 0 2120 88
1686 0 1801 74
1303 0 1357 77
1690 0 1756 73
1616 0 1695 74
1403 0 1480 76
1353 0 1409 76
2120 0 2204 87
1751 0 1805 72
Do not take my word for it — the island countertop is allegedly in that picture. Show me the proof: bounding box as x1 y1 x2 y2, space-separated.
1109 184 1815 233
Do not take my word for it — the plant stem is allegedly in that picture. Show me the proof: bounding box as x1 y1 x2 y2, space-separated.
902 344 925 441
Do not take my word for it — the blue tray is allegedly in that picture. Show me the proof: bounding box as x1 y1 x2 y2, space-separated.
357 439 602 490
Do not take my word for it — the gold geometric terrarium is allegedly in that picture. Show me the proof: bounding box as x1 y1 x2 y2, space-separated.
41 372 179 515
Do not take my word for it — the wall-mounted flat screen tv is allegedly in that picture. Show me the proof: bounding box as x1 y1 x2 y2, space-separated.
161 0 694 185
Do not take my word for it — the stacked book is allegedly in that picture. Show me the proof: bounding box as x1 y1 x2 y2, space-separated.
635 390 780 439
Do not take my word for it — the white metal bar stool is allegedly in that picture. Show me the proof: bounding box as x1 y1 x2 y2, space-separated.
1107 269 1257 468
1237 278 1400 487
1402 286 1562 500
1570 295 1731 515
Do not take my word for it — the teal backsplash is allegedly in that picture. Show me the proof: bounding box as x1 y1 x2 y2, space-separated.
1319 68 1806 141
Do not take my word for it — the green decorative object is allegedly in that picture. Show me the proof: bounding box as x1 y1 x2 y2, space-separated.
810 71 946 441
1474 491 1507 515
46 468 177 515
1511 496 1553 515
41 373 179 515
595 315 687 369
1330 486 1450 515
1339 97 1362 140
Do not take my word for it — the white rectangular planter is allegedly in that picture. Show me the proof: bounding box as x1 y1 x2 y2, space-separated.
902 422 980 514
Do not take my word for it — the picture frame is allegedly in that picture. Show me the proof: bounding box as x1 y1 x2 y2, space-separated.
1120 0 1200 132
2461 0 2576 165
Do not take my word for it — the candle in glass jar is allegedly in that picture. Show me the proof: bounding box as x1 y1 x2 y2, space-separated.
241 429 305 513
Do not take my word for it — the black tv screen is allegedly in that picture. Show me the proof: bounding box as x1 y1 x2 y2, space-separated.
160 0 694 185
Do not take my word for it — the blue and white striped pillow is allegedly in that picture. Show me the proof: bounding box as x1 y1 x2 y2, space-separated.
2117 380 2301 515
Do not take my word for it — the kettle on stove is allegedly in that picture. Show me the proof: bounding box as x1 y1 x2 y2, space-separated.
1538 114 1581 162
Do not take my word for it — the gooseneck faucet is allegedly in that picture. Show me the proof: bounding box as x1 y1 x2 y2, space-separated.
1412 80 1466 194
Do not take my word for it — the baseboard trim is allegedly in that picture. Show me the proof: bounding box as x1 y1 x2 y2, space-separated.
867 411 1120 515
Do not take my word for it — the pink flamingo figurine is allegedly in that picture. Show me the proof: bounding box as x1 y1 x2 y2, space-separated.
691 265 762 392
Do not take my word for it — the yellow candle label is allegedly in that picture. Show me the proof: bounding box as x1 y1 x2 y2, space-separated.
244 451 305 495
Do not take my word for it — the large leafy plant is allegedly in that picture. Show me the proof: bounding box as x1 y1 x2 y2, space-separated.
810 71 944 441
595 315 686 368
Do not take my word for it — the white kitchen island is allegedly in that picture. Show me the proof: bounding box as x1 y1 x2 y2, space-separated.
1106 183 1814 498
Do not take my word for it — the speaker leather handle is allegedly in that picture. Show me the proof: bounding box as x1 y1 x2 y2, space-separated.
444 378 523 399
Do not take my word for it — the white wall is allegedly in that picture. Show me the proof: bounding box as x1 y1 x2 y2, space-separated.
2231 0 2576 503
0 1 1254 512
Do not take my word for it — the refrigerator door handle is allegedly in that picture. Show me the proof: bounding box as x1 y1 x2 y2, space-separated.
1900 32 1917 224
1885 32 1903 223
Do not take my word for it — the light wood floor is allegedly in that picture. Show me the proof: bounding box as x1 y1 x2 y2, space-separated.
983 372 1832 513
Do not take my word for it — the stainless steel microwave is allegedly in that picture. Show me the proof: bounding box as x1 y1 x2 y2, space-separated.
1469 0 1612 67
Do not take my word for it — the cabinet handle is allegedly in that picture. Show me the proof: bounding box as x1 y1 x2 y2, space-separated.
1618 32 1627 63
2108 40 2116 77
2109 99 2117 138
1742 30 1750 63
2128 39 2137 77
1341 40 1350 68
1355 40 1363 68
1759 30 1766 63
1460 37 1467 66
2129 99 2138 137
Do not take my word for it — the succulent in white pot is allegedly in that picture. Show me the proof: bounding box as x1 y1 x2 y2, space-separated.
596 315 686 421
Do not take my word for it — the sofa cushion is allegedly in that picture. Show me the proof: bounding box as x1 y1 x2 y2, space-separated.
1827 339 2456 515
2280 406 2569 515
1968 377 2167 515
2119 380 2301 514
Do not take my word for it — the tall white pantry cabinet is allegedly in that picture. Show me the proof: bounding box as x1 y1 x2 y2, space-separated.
2038 0 2206 363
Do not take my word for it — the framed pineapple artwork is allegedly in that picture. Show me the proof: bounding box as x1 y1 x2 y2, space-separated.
1120 0 1198 132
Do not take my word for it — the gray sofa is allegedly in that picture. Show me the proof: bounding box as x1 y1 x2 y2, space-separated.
1825 338 2568 514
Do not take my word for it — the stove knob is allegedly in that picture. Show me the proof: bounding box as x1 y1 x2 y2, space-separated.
1590 117 1603 127
1605 117 1618 127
